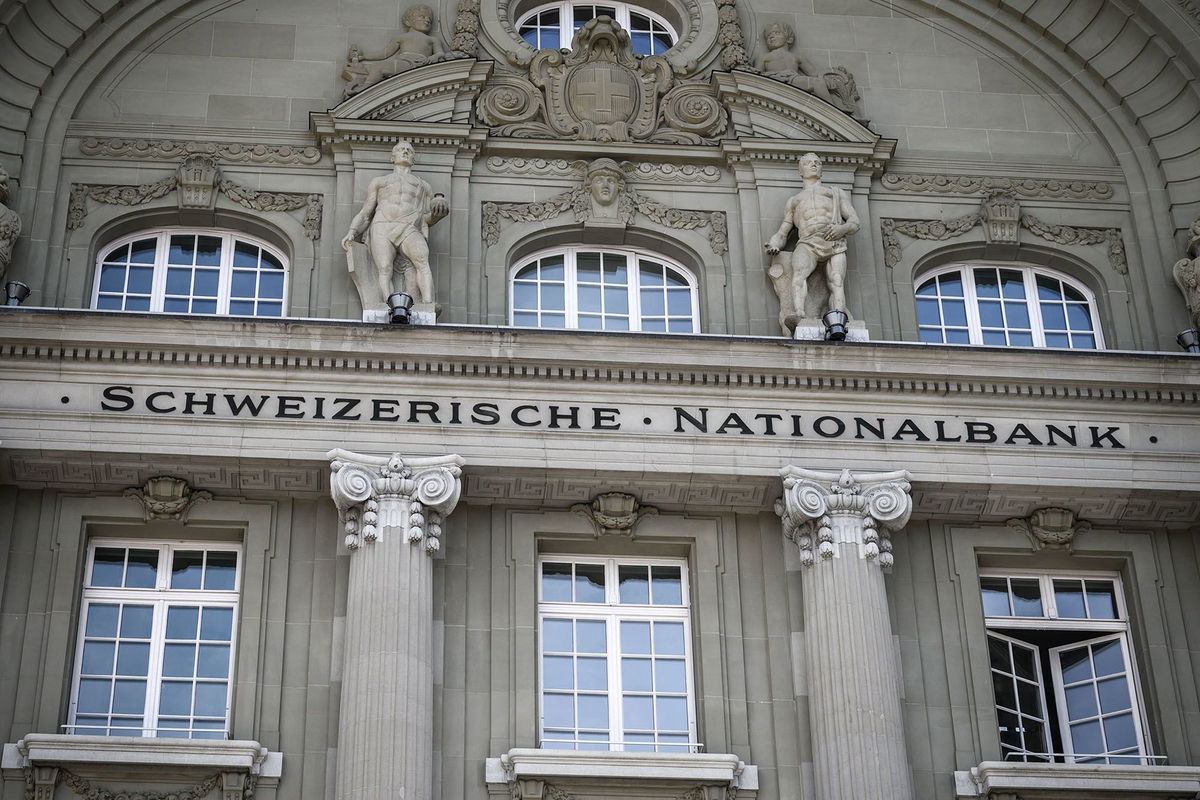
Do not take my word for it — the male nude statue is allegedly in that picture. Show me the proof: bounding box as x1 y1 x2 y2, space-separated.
342 140 448 306
765 152 860 326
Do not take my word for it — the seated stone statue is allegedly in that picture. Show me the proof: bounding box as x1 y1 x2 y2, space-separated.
755 21 860 116
341 4 444 99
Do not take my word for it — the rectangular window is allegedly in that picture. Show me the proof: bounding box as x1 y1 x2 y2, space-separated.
70 541 240 739
538 556 694 752
980 571 1150 764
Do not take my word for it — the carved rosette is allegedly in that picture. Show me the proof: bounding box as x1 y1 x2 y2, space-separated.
329 450 463 555
776 467 912 568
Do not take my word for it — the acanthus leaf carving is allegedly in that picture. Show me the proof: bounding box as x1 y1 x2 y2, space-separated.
0 166 22 281
123 475 213 522
78 137 321 166
880 172 1114 200
52 768 227 800
482 158 726 254
571 492 658 538
68 156 323 240
1171 217 1200 329
477 16 726 144
1006 507 1091 552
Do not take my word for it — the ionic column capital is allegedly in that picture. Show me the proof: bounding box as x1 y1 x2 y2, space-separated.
775 466 912 568
327 448 464 554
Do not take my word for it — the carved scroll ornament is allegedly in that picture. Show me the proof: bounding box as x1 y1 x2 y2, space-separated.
477 16 726 144
881 191 1127 273
68 155 323 240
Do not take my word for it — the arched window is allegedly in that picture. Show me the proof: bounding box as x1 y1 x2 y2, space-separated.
915 264 1102 349
517 2 677 55
511 247 698 332
93 230 287 317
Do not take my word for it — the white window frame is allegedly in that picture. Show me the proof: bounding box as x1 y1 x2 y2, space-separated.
915 263 1104 349
91 228 289 317
980 569 1151 764
509 246 700 332
515 2 678 53
68 539 241 739
537 555 696 752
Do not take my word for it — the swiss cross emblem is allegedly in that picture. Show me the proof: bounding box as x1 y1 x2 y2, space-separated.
568 62 639 125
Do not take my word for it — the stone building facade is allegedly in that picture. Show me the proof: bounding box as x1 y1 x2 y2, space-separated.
1 2 1200 800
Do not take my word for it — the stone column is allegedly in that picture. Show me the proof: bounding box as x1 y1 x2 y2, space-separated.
775 467 914 800
328 449 465 800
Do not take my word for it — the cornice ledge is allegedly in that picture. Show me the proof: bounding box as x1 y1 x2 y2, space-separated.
7 734 280 776
953 761 1200 798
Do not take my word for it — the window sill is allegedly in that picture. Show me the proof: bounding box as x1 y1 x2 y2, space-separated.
486 749 757 800
2 733 282 779
953 761 1200 798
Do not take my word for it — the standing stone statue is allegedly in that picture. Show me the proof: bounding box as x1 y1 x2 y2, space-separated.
1172 218 1200 330
341 4 444 99
755 21 860 117
342 141 448 321
0 166 20 281
765 153 860 336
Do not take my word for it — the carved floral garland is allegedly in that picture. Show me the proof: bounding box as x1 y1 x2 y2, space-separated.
880 213 1127 273
79 138 321 166
880 173 1114 201
24 768 247 800
68 160 323 240
482 188 727 254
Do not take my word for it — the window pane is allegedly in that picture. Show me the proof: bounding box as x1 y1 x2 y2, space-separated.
942 299 967 327
999 270 1025 298
577 252 602 281
195 236 221 266
233 242 259 268
125 549 159 588
194 682 227 716
641 289 665 316
163 644 196 677
1103 713 1138 751
172 551 204 589
116 642 150 675
193 269 219 297
204 552 238 591
576 619 606 653
111 679 146 714
651 566 682 605
1008 331 1033 347
197 644 231 678
1041 303 1067 330
99 265 127 292
653 622 685 656
1085 581 1117 619
1092 639 1124 677
622 658 652 691
543 618 573 652
579 286 602 313
619 565 650 604
980 577 1011 616
1069 719 1104 756
169 236 195 265
544 656 573 690
1064 684 1098 719
993 674 1017 710
230 271 257 298
259 271 284 299
167 606 199 640
916 298 941 326
574 563 605 603
160 681 192 716
622 695 653 729
92 549 125 587
543 563 573 603
77 679 111 713
200 607 234 641
543 693 574 727
513 283 537 309
127 266 154 294
1011 646 1037 681
576 656 607 690
1097 676 1131 714
539 257 564 281
82 641 116 674
987 635 1011 672
620 621 651 654
86 604 120 637
978 300 1003 328
1010 579 1043 617
577 694 608 728
1059 646 1093 684
974 269 999 297
655 659 686 692
118 606 152 638
666 289 691 317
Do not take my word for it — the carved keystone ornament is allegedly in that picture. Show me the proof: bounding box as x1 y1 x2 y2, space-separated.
1006 507 1091 551
571 492 658 538
123 476 212 522
478 16 726 143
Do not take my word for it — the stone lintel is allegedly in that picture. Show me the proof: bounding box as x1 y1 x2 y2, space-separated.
953 761 1200 798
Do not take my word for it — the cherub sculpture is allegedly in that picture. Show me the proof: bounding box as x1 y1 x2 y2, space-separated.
756 21 860 116
341 4 444 99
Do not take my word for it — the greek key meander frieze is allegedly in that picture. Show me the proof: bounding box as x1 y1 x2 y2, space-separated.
465 474 769 508
77 137 322 165
880 173 1114 200
910 490 1200 525
68 155 323 240
4 456 323 492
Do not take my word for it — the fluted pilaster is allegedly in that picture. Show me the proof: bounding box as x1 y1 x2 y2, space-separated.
328 449 464 800
776 466 914 800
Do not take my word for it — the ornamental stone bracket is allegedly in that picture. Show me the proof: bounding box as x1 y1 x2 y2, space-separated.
482 157 727 253
1006 507 1092 552
880 191 1127 273
123 476 212 522
571 492 658 538
67 154 323 240
953 761 1200 798
328 449 463 554
776 466 912 569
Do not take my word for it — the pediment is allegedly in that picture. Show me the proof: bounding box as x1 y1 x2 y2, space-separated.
712 70 879 144
330 59 493 123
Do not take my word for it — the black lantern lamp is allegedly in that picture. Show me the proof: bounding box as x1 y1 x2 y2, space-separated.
388 291 414 324
1177 328 1200 353
4 280 30 306
822 308 848 341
